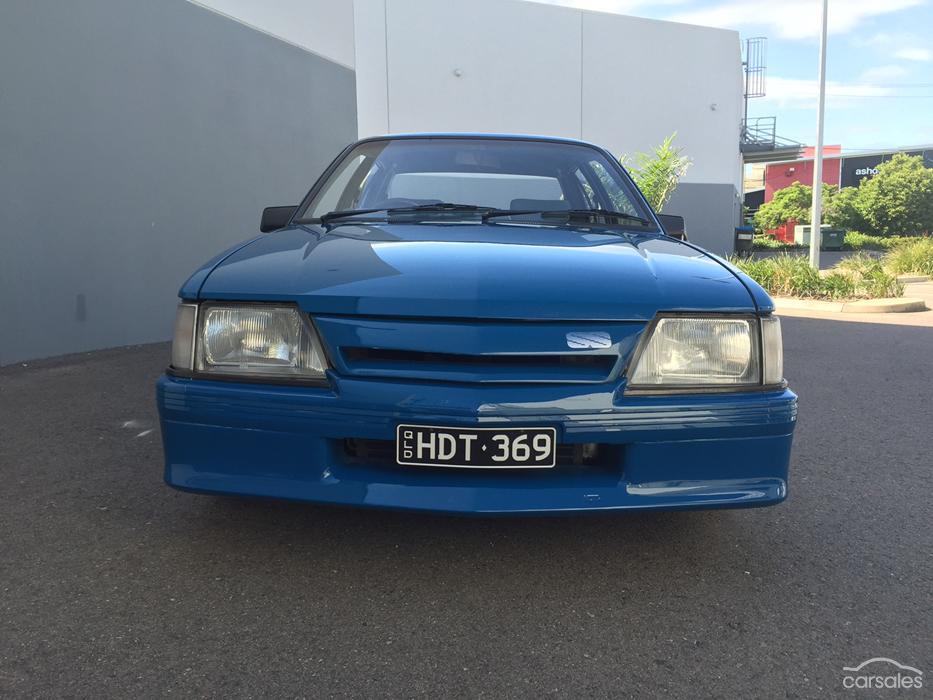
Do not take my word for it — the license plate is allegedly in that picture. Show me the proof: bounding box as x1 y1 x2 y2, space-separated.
396 425 557 469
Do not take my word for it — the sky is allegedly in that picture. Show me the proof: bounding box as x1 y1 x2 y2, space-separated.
534 0 933 152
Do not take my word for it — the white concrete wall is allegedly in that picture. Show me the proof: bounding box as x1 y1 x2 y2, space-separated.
185 0 744 252
581 13 743 191
354 0 390 137
353 0 743 191
189 0 743 190
386 0 582 137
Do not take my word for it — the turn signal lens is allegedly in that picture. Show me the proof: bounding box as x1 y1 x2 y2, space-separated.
170 303 197 370
761 316 784 385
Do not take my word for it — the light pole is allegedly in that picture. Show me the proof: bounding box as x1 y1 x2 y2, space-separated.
809 0 829 269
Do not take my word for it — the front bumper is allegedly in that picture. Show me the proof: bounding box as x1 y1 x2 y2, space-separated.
156 373 797 514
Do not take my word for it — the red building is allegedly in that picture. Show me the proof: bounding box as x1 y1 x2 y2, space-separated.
763 145 842 201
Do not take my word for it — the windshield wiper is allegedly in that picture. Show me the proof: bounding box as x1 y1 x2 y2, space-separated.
319 205 654 228
318 207 389 224
318 202 489 224
483 208 653 227
393 203 488 213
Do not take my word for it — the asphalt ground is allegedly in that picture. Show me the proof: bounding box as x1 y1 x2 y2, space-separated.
1 316 931 698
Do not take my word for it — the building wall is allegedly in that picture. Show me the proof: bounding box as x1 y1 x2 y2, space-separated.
761 146 933 199
353 0 745 254
839 149 933 188
189 0 356 68
764 158 841 201
0 0 357 366
2 0 748 364
580 13 744 192
667 184 743 250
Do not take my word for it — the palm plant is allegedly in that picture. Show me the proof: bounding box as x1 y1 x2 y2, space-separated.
621 133 692 213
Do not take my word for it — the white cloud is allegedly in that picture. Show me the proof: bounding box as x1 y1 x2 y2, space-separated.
895 47 933 61
761 76 893 109
858 64 908 82
668 0 924 40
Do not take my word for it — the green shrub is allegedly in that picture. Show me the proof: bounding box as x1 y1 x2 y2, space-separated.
842 231 913 250
753 182 836 232
825 186 868 232
883 237 933 276
752 235 805 250
730 254 903 300
620 133 691 213
819 272 857 299
731 254 824 298
754 230 919 252
857 154 933 236
753 183 809 232
862 267 906 298
833 253 904 297
833 252 882 275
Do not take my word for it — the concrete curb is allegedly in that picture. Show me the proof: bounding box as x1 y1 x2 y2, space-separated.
841 298 928 313
774 296 928 314
897 274 930 284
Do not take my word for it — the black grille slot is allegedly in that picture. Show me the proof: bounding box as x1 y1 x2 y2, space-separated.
340 348 616 383
343 348 611 369
344 438 615 469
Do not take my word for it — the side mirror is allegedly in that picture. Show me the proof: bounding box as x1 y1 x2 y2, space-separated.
260 205 297 233
657 213 687 241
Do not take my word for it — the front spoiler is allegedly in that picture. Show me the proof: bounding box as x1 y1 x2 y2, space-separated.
157 374 796 514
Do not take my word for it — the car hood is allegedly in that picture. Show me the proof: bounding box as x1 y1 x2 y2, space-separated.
193 223 759 320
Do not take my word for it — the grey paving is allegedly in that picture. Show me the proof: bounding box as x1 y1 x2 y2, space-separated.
1 317 931 697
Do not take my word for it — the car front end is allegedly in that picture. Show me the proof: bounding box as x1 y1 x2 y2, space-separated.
156 135 796 514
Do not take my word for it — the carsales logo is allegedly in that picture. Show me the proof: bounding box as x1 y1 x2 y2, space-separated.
842 658 923 690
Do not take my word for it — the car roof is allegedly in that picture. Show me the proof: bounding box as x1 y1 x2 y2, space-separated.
356 132 605 149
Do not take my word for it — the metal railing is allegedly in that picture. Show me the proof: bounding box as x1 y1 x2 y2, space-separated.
741 117 802 154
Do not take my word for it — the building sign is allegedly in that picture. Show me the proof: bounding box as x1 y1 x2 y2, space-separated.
840 149 933 188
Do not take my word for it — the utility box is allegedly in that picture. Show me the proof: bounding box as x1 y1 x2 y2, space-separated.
794 224 845 250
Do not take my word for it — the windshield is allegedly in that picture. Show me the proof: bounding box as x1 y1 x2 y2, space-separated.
295 137 656 228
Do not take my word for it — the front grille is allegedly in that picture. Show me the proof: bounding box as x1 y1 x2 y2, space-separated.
313 316 643 385
344 438 616 470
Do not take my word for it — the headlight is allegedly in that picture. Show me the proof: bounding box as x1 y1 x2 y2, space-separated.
627 315 783 390
170 302 328 379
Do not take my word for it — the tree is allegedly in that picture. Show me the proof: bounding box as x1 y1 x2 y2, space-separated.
855 153 933 236
621 134 691 212
753 181 836 232
824 186 867 232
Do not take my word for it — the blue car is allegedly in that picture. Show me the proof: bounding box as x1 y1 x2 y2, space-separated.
157 134 796 514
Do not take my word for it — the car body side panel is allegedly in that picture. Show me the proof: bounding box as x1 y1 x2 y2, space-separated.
178 235 264 299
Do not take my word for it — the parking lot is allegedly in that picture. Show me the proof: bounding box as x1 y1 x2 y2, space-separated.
1 315 931 697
